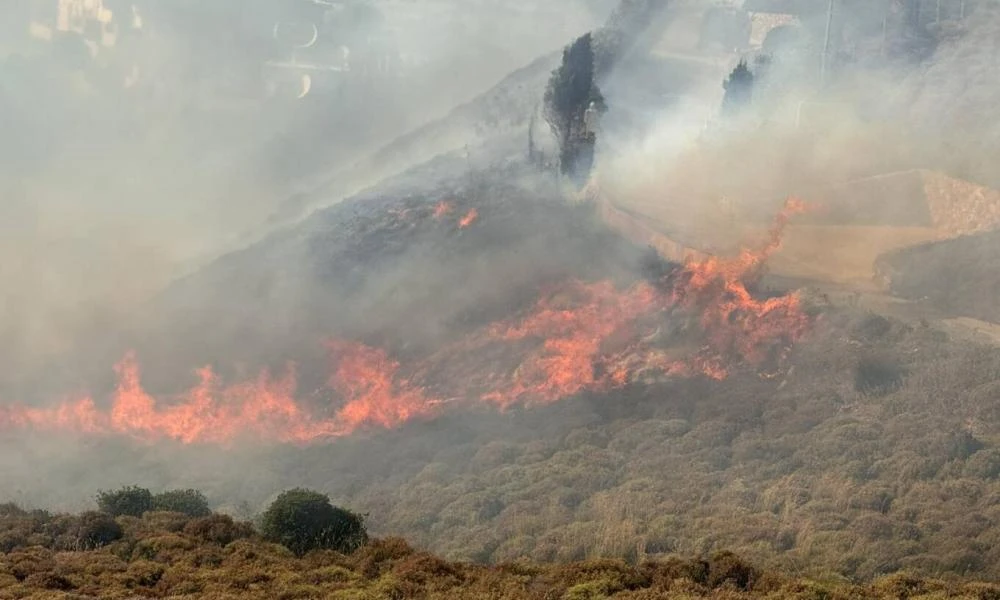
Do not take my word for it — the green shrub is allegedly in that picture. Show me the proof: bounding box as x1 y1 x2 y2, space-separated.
706 551 759 591
151 489 211 517
355 537 416 579
183 514 254 546
0 531 27 553
71 511 124 550
142 510 192 533
123 560 165 589
964 448 1000 479
96 485 153 517
260 489 368 557
565 580 615 600
23 572 75 591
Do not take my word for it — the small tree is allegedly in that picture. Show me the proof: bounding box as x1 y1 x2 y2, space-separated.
721 60 754 116
96 486 153 518
260 489 368 557
151 489 211 517
543 32 607 185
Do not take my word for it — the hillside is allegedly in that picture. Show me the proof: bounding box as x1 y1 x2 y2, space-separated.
10 1 1000 595
4 165 1000 582
225 308 1000 581
4 503 1000 600
877 230 1000 324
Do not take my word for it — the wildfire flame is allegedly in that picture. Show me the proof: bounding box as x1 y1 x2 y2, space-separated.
482 281 664 407
458 208 479 229
0 199 812 445
326 341 443 432
433 201 453 219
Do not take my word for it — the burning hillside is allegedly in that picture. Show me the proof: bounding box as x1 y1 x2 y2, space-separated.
0 195 811 445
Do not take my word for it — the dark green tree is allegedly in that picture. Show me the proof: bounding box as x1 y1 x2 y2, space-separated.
543 33 606 186
96 485 153 518
721 59 754 116
151 489 212 517
260 489 368 557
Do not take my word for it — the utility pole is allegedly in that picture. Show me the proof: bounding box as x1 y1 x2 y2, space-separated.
820 0 835 87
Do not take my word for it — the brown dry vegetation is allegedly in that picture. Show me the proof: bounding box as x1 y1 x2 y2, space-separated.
237 305 1000 582
4 507 1000 599
10 304 1000 586
8 188 1000 586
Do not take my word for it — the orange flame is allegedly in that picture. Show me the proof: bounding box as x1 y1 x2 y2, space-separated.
666 197 811 376
0 346 439 445
433 201 453 219
0 199 812 445
458 208 479 229
327 341 442 432
482 281 664 407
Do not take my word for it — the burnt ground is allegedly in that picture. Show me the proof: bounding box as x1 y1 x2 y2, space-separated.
45 160 660 400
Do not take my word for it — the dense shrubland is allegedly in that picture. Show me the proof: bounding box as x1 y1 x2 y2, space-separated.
4 494 1000 599
8 305 1000 591
234 305 1000 582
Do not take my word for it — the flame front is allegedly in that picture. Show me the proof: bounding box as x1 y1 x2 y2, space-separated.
327 341 442 432
482 281 663 407
0 199 812 445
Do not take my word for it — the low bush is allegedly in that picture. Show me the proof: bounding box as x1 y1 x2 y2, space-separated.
183 514 254 546
260 489 368 557
4 497 1000 599
62 511 123 551
706 551 760 591
96 486 153 517
152 489 212 517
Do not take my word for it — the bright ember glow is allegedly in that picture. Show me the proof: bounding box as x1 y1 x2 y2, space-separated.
0 199 812 445
458 208 479 228
433 201 453 219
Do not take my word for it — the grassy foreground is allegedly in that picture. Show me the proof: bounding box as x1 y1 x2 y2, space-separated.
2 508 1000 600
